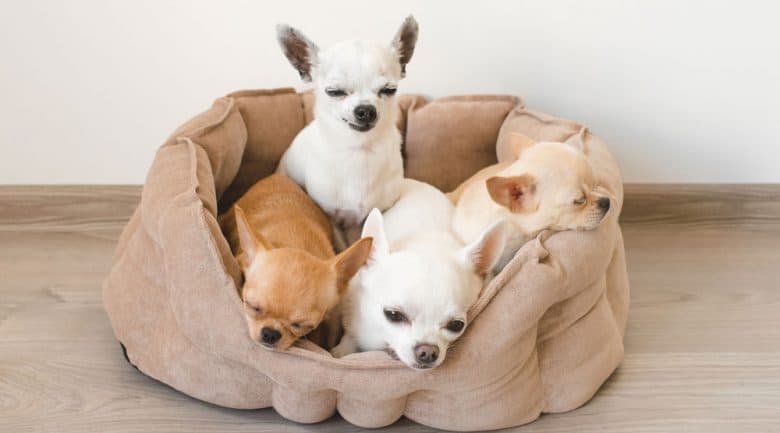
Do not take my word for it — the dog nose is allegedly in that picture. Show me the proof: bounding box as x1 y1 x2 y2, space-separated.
353 104 377 124
414 343 439 365
261 327 281 345
597 197 611 212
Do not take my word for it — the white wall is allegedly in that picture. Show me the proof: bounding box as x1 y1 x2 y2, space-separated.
1 0 778 184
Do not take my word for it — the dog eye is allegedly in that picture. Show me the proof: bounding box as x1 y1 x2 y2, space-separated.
573 197 587 206
378 86 397 96
290 322 313 336
291 322 313 329
292 322 313 330
246 303 263 316
383 309 408 323
445 319 465 333
325 88 348 97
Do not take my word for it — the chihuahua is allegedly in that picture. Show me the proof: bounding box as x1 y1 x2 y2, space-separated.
332 179 507 369
275 16 418 244
451 133 611 271
220 174 372 350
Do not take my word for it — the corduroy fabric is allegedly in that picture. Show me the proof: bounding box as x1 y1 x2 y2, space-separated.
103 88 629 431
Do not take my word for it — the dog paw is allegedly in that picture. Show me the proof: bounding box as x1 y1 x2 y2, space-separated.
330 337 356 358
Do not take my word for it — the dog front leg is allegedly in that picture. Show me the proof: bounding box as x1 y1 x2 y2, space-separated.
330 334 358 358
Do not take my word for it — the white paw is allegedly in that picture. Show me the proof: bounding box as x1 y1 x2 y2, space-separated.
330 338 356 358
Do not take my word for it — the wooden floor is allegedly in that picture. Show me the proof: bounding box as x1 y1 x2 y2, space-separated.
1 185 779 433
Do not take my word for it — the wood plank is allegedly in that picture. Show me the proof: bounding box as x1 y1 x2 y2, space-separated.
622 225 780 354
0 185 140 232
526 353 780 433
622 184 780 228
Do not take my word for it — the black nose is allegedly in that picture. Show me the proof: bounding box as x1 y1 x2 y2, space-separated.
261 327 281 345
414 343 439 364
597 197 611 212
353 104 377 124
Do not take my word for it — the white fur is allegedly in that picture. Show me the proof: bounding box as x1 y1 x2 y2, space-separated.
276 19 418 234
332 179 507 369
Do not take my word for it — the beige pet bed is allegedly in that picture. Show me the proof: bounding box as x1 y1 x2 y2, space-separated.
103 88 629 431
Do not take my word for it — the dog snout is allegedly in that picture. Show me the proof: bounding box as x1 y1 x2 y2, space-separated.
414 343 439 365
597 197 611 213
353 104 377 124
261 327 281 345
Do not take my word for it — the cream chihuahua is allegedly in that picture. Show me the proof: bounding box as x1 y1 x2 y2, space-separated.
451 133 611 271
275 16 418 244
220 174 372 351
332 179 507 369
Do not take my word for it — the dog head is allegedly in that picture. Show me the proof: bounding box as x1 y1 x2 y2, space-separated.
234 206 372 350
357 209 506 370
277 16 418 135
486 133 611 233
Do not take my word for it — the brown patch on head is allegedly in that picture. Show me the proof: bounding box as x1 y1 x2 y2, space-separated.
276 24 319 82
486 175 537 213
391 15 419 77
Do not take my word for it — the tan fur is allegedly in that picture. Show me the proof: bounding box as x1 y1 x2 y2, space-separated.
451 133 611 265
220 174 372 350
446 161 511 203
485 174 537 214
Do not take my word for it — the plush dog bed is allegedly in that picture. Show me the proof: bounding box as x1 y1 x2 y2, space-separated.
103 88 629 431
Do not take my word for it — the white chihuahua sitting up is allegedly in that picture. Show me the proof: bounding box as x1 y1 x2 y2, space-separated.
332 179 508 370
275 16 418 244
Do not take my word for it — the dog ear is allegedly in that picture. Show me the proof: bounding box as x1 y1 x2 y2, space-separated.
332 237 374 294
460 220 508 278
361 208 390 264
234 206 268 270
276 24 319 82
564 127 588 153
486 174 538 213
391 15 419 77
506 133 536 160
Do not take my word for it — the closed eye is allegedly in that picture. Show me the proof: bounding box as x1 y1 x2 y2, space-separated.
573 196 587 206
244 302 263 316
291 322 314 333
378 86 397 96
325 88 348 97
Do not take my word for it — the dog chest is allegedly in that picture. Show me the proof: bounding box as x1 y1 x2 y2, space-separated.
306 151 402 227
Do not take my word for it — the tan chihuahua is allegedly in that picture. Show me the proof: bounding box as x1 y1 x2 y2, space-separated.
220 174 372 350
450 133 611 271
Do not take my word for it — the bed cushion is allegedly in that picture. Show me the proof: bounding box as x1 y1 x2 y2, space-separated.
103 88 629 431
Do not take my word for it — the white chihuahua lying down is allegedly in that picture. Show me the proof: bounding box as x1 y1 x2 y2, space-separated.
332 179 507 370
275 16 418 244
